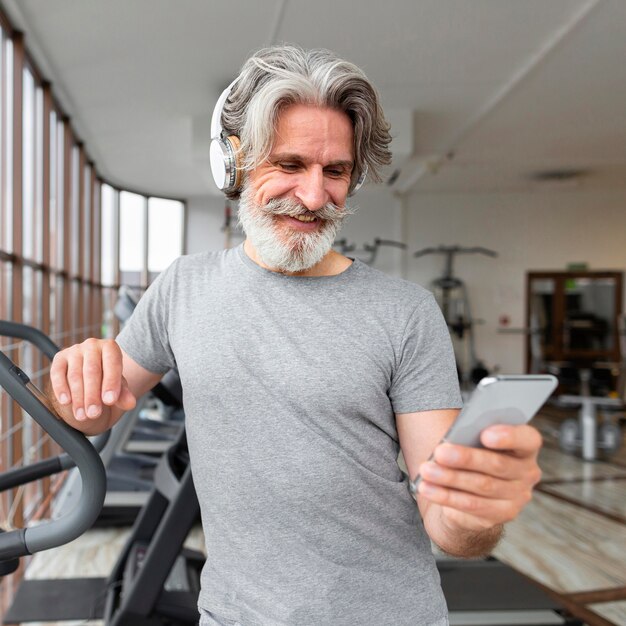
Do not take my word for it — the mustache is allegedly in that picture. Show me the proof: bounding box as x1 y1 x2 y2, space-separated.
260 197 356 222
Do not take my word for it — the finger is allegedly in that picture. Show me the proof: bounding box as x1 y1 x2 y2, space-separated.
100 340 123 405
65 352 86 421
82 340 104 419
50 353 71 406
116 379 137 412
433 443 527 481
417 481 529 524
420 461 524 499
481 424 543 457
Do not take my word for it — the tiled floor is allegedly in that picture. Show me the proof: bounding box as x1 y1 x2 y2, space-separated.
492 490 626 591
541 477 626 519
536 445 626 482
592 603 626 625
493 412 626 625
4 411 626 626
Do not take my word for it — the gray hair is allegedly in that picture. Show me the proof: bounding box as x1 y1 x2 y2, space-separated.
221 45 392 199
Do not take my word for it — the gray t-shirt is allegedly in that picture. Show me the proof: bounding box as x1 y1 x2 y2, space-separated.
117 244 462 626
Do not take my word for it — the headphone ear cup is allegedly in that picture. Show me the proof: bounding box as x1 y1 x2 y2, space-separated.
226 135 243 191
209 135 243 192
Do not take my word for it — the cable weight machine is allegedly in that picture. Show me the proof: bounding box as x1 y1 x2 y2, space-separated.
413 245 498 389
334 237 407 265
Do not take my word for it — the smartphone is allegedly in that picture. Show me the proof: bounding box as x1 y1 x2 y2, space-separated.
408 374 557 497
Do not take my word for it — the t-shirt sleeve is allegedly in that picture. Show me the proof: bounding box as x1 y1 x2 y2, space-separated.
116 259 179 375
389 293 463 414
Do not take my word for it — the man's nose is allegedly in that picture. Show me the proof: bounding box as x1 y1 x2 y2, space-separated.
294 167 327 211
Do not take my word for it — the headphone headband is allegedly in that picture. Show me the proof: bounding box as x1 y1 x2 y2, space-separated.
211 79 238 140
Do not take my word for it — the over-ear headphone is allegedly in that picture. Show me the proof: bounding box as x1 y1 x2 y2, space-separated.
210 80 243 193
209 80 368 196
350 164 367 196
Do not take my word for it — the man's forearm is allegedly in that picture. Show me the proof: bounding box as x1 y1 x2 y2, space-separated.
423 503 503 558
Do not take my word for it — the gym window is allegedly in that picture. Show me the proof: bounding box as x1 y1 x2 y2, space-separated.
0 6 186 607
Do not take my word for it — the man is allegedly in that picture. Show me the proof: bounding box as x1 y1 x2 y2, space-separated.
49 46 542 626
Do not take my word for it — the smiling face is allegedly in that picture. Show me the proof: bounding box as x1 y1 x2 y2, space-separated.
238 103 355 275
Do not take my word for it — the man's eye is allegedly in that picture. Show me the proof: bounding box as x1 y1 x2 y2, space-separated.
326 169 345 178
279 163 299 172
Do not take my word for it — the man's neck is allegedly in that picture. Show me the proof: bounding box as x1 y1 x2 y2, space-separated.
243 240 353 277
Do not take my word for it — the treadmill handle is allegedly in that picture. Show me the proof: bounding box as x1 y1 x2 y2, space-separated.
0 320 110 492
0 350 106 561
0 320 60 360
0 431 110 491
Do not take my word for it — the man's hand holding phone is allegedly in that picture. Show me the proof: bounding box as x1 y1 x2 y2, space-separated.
417 423 543 533
415 375 555 541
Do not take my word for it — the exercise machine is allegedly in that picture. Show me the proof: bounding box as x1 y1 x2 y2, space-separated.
114 285 185 455
414 245 497 389
6 428 204 625
52 401 161 526
1 322 202 624
437 557 581 625
334 237 407 265
555 370 622 461
103 429 203 626
0 319 155 527
549 315 625 460
54 287 186 526
0 321 106 576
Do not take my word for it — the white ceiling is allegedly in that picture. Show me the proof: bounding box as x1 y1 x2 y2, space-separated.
2 0 625 198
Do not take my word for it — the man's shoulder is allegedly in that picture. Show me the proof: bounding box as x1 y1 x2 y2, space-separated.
354 261 435 305
149 248 242 301
168 247 238 276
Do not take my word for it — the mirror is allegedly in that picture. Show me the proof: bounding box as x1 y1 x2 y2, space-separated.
526 272 622 371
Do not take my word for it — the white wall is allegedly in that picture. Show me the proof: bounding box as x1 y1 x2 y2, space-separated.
337 186 405 277
404 188 626 374
185 195 237 254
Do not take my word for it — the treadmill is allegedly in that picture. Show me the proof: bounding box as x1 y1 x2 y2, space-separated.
438 558 581 625
53 395 167 527
6 429 204 625
114 286 185 456
63 372 186 526
0 321 106 578
51 291 187 526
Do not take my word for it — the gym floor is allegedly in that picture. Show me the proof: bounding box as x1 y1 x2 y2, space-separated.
10 409 626 626
493 411 626 626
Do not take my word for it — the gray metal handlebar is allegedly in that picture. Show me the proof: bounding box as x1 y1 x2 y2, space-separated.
413 245 498 258
0 325 106 562
413 245 498 281
0 320 60 360
0 321 109 488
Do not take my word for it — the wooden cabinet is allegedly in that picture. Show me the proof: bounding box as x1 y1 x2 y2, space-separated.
526 271 622 372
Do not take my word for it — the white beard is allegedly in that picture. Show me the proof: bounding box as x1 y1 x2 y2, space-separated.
237 185 354 273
